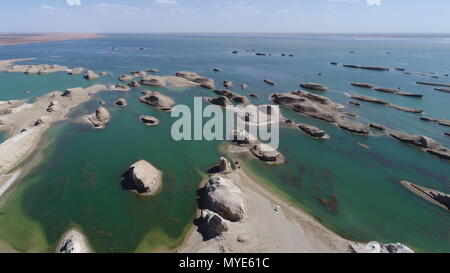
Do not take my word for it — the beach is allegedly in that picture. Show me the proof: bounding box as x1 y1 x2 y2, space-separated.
178 151 353 253
0 33 104 46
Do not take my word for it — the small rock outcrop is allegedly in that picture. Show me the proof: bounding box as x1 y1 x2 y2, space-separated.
241 83 248 90
369 123 386 131
58 229 91 253
349 94 388 105
147 68 159 73
351 82 374 89
139 91 175 111
115 98 127 107
250 143 284 164
175 71 215 89
128 80 140 88
119 74 134 81
264 79 276 86
140 115 160 126
86 106 111 129
68 67 84 75
337 119 370 135
198 210 229 239
207 96 232 107
300 82 328 91
223 81 233 88
83 70 99 80
213 89 249 105
217 157 232 173
121 160 162 196
297 123 328 138
47 101 59 112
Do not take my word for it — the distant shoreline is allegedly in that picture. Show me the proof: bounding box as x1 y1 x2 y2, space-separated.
0 33 105 46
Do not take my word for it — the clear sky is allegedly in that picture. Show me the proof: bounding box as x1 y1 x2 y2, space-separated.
1 0 450 33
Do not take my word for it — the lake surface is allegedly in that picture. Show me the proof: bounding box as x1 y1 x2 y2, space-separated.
0 34 449 252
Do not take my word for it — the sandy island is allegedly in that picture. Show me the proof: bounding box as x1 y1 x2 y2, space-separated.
0 33 104 46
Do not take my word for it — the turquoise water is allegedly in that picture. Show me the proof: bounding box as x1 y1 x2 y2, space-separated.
0 34 449 252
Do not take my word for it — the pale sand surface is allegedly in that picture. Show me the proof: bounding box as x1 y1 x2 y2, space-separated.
0 84 108 176
0 33 104 46
178 146 353 253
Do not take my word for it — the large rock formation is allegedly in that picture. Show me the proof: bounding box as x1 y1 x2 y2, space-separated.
121 160 162 196
202 175 247 222
86 106 110 129
139 91 175 111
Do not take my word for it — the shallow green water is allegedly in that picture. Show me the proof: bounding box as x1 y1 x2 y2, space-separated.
0 34 449 252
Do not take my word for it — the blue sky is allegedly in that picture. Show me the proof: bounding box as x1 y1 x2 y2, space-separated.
1 0 450 33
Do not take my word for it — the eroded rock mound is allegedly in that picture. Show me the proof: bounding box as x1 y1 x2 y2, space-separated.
202 175 247 222
198 210 229 239
175 71 215 89
115 98 127 107
58 229 91 253
297 122 327 138
213 89 249 105
207 96 232 107
401 180 450 211
139 91 175 111
121 160 162 196
351 82 374 89
86 106 110 129
140 115 160 126
250 143 284 164
300 82 328 91
119 74 134 81
83 70 100 80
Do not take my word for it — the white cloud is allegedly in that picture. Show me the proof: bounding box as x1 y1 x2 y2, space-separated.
40 5 61 11
366 0 381 6
66 0 81 6
153 0 178 6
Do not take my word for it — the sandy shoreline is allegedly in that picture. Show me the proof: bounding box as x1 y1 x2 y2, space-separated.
177 148 355 253
0 33 105 46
